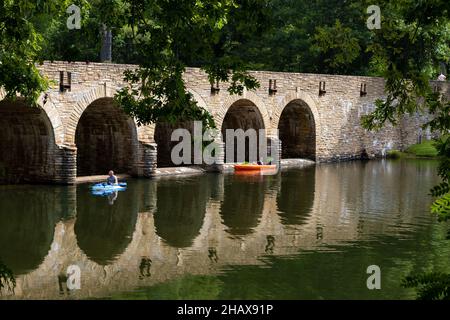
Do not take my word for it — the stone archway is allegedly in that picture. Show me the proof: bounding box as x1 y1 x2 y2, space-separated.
151 89 211 168
278 100 316 160
221 99 266 163
154 121 195 168
0 100 57 184
75 98 137 176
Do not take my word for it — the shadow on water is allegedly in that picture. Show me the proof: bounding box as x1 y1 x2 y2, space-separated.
74 183 140 265
154 175 210 248
0 186 67 275
277 167 315 226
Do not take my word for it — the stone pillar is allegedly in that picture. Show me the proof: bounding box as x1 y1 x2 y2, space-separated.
54 145 77 184
204 137 225 172
135 142 157 177
267 136 281 167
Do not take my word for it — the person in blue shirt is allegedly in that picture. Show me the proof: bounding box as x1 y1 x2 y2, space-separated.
106 170 118 185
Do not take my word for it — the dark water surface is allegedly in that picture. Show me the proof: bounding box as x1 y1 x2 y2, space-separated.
0 159 449 299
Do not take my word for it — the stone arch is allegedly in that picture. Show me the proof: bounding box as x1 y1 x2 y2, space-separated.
66 85 112 145
152 88 211 167
215 91 270 132
272 91 321 137
0 89 64 145
273 92 320 160
72 90 139 176
75 98 138 176
0 98 58 183
189 88 212 114
145 88 211 144
220 96 267 163
37 93 65 145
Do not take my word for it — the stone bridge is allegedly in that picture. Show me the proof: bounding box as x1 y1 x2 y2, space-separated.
0 61 448 184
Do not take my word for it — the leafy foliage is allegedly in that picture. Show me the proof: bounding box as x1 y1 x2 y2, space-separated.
311 20 362 74
0 0 68 105
431 193 450 222
359 0 449 299
360 1 449 220
402 272 450 300
430 182 450 198
361 0 449 131
113 0 260 127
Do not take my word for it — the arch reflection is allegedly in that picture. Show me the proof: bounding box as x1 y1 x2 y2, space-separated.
75 183 140 265
154 176 209 248
276 167 315 226
220 175 268 237
0 186 63 275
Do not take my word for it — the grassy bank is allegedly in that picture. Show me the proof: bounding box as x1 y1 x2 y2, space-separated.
387 140 439 159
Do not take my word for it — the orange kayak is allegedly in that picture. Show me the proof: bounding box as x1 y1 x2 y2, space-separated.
234 164 277 171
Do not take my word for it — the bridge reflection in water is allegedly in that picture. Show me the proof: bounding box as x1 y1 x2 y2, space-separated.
0 160 445 299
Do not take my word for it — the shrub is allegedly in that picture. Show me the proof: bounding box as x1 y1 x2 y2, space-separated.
387 150 403 159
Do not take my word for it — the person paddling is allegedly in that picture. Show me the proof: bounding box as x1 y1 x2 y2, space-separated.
106 170 118 185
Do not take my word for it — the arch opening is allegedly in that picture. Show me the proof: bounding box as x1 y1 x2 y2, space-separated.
222 100 265 163
278 100 316 160
155 121 195 168
75 98 136 176
0 100 55 184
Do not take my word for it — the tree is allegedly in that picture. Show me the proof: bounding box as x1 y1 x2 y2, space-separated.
226 0 372 75
0 0 68 105
2 0 264 128
360 0 450 300
114 0 261 128
38 0 126 63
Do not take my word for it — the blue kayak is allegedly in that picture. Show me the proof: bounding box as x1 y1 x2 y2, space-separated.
90 182 127 196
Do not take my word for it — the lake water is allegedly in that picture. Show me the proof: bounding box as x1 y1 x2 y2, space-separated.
0 159 449 299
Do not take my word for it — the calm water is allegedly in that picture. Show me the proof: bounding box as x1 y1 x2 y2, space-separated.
0 159 449 300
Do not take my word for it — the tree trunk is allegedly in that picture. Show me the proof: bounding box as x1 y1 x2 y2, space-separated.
100 24 112 63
